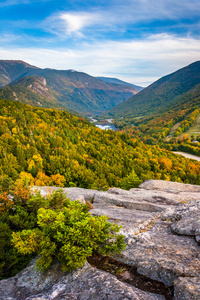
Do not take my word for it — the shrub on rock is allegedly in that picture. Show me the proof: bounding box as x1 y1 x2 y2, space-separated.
12 189 126 272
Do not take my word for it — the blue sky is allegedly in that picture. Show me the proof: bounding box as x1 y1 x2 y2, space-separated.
0 0 200 86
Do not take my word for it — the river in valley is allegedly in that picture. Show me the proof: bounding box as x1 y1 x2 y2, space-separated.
89 117 117 131
96 124 117 131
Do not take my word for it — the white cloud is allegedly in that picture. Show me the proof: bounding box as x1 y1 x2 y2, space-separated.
42 1 200 42
43 11 103 38
0 34 200 86
0 0 29 6
116 0 200 20
0 33 22 42
59 13 101 36
0 0 50 7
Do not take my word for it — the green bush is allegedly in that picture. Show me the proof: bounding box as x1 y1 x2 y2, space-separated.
11 189 126 272
121 169 142 190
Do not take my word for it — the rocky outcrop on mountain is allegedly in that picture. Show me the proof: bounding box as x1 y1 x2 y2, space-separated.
171 210 200 243
26 76 52 101
32 180 200 299
0 258 165 300
140 179 200 193
174 276 200 300
1 180 200 299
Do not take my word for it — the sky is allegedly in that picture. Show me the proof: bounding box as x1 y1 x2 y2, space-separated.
0 0 200 86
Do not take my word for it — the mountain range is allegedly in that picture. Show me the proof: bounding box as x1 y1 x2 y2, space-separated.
1 59 200 142
0 60 141 115
104 61 200 118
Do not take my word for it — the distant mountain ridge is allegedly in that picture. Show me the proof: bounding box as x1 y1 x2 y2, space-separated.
0 60 39 86
97 77 143 91
0 60 141 115
104 61 200 118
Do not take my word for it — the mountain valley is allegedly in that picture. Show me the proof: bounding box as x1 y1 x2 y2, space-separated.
0 60 200 300
98 61 200 153
0 60 141 115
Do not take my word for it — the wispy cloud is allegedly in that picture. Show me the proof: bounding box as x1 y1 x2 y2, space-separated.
114 0 200 20
0 33 22 43
59 12 102 36
0 0 50 6
0 0 29 7
0 34 199 86
43 0 200 40
43 11 105 38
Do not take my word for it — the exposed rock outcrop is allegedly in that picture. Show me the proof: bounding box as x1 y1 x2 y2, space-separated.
140 179 200 193
27 77 49 98
1 180 200 299
171 210 200 243
0 258 165 300
174 276 200 300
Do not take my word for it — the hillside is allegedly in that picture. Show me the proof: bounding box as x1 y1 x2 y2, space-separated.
0 60 39 87
0 99 200 192
100 61 200 147
0 60 139 115
0 76 63 110
104 61 200 118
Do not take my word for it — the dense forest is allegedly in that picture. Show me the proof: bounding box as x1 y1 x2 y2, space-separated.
111 105 200 157
0 99 200 193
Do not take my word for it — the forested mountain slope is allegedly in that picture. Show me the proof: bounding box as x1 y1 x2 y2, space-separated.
0 99 200 191
105 61 200 118
100 61 200 148
0 60 39 87
0 76 63 110
0 60 139 115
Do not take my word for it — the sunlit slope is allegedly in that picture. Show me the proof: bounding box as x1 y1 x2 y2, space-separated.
0 99 200 189
105 61 200 118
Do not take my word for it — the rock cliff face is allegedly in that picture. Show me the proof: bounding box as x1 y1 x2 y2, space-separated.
1 180 200 300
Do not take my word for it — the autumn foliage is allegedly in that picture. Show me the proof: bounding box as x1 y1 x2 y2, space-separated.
0 99 200 192
0 192 13 214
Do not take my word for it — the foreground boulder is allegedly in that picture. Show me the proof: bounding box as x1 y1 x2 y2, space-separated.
0 258 164 300
1 180 200 299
